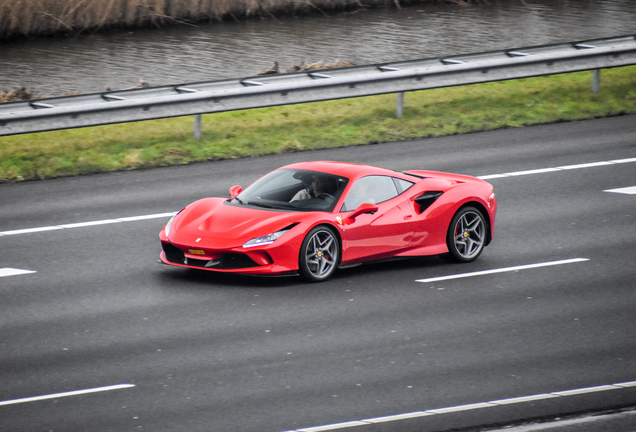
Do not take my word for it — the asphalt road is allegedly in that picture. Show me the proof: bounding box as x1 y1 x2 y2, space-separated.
1 115 635 432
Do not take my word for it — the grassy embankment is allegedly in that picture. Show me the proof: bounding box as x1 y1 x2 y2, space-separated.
1 66 635 182
0 0 466 39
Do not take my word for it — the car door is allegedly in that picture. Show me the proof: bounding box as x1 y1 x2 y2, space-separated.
338 175 417 263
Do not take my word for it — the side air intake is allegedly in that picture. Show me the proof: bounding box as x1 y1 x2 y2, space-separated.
414 191 443 214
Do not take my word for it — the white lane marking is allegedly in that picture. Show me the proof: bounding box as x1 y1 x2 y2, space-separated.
415 258 589 283
0 268 37 278
552 385 618 396
283 381 636 432
477 157 636 180
559 161 614 170
488 393 558 405
0 384 135 407
505 167 561 176
298 421 368 432
362 412 431 423
604 186 636 195
426 402 494 414
613 157 636 164
118 213 176 222
57 219 121 229
0 212 176 237
0 226 64 236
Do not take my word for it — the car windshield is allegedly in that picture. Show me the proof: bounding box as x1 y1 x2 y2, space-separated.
234 169 349 212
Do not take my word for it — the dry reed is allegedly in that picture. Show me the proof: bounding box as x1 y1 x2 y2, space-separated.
0 0 479 39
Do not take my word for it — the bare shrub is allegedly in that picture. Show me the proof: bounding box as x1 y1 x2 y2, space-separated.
0 0 471 39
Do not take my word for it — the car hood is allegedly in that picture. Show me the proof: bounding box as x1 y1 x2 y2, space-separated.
173 198 304 240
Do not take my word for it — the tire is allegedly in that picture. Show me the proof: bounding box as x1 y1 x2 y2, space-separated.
446 206 486 263
299 226 340 282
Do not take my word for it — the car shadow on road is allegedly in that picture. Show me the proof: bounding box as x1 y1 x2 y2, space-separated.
155 265 305 289
155 255 452 290
336 255 450 277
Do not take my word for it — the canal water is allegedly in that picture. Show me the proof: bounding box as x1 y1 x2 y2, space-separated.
1 0 635 97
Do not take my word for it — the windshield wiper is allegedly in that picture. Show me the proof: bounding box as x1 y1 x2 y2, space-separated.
248 201 276 209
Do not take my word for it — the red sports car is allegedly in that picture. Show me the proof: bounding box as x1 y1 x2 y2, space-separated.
159 161 497 282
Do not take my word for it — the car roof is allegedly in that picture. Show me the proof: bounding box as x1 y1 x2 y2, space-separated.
282 161 411 181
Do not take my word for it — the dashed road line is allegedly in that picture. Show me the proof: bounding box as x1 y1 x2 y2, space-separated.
0 384 135 407
415 258 589 283
0 212 176 237
0 268 36 278
604 186 636 195
477 157 636 180
283 381 636 432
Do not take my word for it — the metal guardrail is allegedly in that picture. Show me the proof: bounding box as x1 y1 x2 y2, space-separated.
1 35 635 136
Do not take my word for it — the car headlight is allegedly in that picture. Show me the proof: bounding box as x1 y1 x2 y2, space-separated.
243 229 290 248
165 216 175 238
164 209 184 238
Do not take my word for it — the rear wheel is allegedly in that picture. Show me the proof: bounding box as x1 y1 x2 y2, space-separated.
446 206 486 262
299 226 339 282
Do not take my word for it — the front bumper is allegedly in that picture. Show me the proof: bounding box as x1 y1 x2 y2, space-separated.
159 233 302 276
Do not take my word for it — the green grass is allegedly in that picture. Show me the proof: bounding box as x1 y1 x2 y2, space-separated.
1 66 636 182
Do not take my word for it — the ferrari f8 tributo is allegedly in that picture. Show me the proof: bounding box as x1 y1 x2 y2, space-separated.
159 161 497 282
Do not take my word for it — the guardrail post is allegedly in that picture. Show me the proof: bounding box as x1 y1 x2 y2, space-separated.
592 69 601 93
194 114 202 140
396 92 404 118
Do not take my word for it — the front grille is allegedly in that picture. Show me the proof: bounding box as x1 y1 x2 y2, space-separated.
162 242 185 264
185 257 210 267
162 242 261 269
220 253 260 269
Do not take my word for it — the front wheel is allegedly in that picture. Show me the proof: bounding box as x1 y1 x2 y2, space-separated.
299 226 340 282
446 206 486 263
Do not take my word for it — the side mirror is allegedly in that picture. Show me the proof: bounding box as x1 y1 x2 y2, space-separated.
346 202 378 222
229 185 242 199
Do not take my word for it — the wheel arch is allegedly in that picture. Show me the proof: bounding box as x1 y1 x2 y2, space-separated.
311 222 343 264
456 201 492 246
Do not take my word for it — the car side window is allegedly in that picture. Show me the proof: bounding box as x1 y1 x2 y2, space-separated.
342 176 399 211
394 178 414 194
